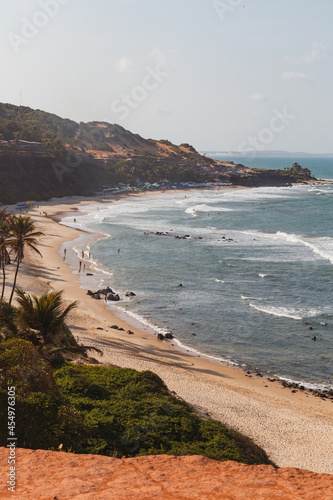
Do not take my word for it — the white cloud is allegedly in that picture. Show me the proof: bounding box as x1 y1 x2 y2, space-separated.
301 43 325 64
281 71 315 83
285 43 326 65
115 57 133 73
250 93 267 102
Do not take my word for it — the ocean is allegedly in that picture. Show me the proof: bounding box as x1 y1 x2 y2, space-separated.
61 157 333 391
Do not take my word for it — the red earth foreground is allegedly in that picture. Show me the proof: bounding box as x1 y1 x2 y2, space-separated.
1 448 333 499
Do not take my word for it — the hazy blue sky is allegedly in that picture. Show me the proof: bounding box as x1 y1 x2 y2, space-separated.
1 0 332 153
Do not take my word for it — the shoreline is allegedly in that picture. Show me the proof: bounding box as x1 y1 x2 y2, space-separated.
53 211 333 395
58 189 333 396
2 189 333 474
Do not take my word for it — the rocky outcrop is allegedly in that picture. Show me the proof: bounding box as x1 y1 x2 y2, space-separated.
87 287 121 301
227 167 314 187
1 448 332 499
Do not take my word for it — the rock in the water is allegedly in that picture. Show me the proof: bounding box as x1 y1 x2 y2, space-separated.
157 333 165 340
125 291 136 297
107 293 120 301
98 287 114 295
164 333 174 339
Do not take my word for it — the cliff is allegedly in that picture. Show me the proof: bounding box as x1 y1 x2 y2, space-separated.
1 448 332 499
0 103 315 204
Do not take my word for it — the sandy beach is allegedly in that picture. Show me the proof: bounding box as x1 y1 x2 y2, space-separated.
2 191 333 475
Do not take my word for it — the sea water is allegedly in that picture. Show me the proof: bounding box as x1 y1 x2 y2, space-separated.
61 158 333 390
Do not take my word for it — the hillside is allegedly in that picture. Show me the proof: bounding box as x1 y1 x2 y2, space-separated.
0 103 316 204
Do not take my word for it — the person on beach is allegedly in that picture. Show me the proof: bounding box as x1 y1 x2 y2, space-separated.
63 248 66 260
79 260 82 272
74 218 76 223
82 250 84 258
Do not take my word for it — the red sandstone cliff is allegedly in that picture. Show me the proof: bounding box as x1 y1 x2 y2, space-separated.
1 448 333 499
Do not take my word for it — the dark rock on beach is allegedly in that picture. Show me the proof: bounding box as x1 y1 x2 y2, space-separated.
110 325 125 331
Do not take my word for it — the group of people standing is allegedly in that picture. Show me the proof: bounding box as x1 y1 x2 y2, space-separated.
63 247 91 272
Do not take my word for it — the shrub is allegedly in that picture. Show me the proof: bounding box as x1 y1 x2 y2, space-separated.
0 363 274 465
0 338 59 396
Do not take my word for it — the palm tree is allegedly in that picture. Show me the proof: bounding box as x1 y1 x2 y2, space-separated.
0 209 11 299
7 216 44 305
15 288 77 347
0 225 11 300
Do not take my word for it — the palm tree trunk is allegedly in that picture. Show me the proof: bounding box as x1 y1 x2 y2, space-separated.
9 260 20 305
1 266 6 300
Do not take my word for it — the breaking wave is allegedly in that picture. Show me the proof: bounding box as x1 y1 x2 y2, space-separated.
249 303 321 320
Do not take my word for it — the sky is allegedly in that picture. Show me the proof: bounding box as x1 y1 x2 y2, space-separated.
0 0 332 153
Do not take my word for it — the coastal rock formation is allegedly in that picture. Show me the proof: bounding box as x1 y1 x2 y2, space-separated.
106 292 120 301
1 448 333 499
0 103 316 204
87 287 120 301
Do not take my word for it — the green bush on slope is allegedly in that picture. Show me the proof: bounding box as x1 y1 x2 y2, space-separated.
0 360 273 465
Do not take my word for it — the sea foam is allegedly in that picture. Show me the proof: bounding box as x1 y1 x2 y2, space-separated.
249 303 321 320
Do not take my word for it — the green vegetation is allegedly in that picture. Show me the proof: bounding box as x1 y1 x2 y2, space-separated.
0 209 11 299
1 211 44 302
0 356 273 465
0 292 96 363
6 216 44 304
107 158 209 185
283 162 313 179
0 103 78 141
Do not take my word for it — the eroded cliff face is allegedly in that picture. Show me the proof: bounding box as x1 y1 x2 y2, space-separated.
1 448 332 499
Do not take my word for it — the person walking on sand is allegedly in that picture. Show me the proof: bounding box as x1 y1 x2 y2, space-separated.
79 260 82 272
63 248 67 260
82 250 84 258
